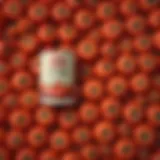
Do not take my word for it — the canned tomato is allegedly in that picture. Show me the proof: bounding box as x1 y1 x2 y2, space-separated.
39 48 76 106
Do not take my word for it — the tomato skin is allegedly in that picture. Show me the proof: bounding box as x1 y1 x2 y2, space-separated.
0 61 9 77
66 0 82 9
62 152 82 160
94 121 115 143
151 150 160 160
28 127 47 148
118 122 132 137
9 110 31 130
0 78 9 97
133 124 155 147
147 104 160 127
72 126 91 145
28 55 39 75
114 139 135 160
118 38 133 52
6 130 24 149
74 10 94 30
0 129 5 144
50 130 70 151
94 59 115 78
59 110 78 129
80 64 93 80
139 0 158 11
12 71 33 90
15 148 35 160
0 148 9 160
152 74 160 90
35 106 55 127
100 97 120 121
152 31 160 50
148 10 160 29
79 102 99 124
107 76 127 97
96 2 116 20
39 149 58 160
83 79 103 101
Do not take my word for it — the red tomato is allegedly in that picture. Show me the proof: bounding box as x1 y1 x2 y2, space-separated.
118 122 132 137
15 148 35 160
99 144 113 159
85 0 98 7
114 139 135 160
39 149 58 160
83 79 103 100
59 110 78 129
123 101 143 125
28 127 47 148
147 89 160 103
81 144 99 160
139 0 158 11
126 15 145 35
62 152 82 160
116 55 136 75
66 0 82 9
118 38 133 52
100 97 120 120
120 0 138 17
94 121 115 143
19 35 39 54
134 34 151 52
77 40 97 61
6 130 24 149
12 71 33 90
148 10 160 29
18 0 31 6
10 53 27 70
85 28 100 43
29 55 39 75
136 148 151 160
152 74 160 90
96 2 116 20
28 2 48 22
74 10 94 30
0 148 9 160
107 76 127 97
0 108 5 124
51 2 71 21
72 126 91 145
58 24 77 43
35 106 55 127
20 90 39 109
152 31 160 50
147 104 160 127
102 20 123 40
50 130 70 151
100 42 117 59
130 73 150 93
151 150 160 160
133 124 155 147
3 0 22 19
0 129 5 144
0 78 9 97
79 102 99 124
80 64 93 80
0 61 9 76
37 24 56 43
94 59 115 78
9 110 30 130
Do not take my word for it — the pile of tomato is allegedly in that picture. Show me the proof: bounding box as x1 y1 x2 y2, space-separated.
0 0 160 159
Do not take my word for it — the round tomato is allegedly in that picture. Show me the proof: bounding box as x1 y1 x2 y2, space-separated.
50 130 70 151
114 139 135 160
15 148 35 160
28 2 47 22
147 104 160 127
134 34 151 52
126 15 145 35
35 106 55 127
74 10 94 30
139 0 158 11
72 126 91 145
77 40 97 61
3 0 22 19
100 42 117 59
9 110 30 130
94 121 115 143
100 97 120 120
147 89 160 103
51 2 71 22
107 76 127 97
116 55 136 75
20 90 39 109
130 73 150 93
0 61 9 76
81 144 99 160
59 110 78 129
37 24 56 43
148 10 160 29
0 78 9 97
133 124 155 147
12 71 33 90
6 130 24 149
96 2 116 20
28 127 47 148
39 149 58 160
102 20 123 40
94 59 115 78
83 79 103 100
62 152 82 160
79 102 99 124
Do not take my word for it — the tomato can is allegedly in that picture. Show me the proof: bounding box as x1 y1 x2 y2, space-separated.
39 48 76 107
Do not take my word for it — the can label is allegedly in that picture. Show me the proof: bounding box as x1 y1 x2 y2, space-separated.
39 49 76 106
